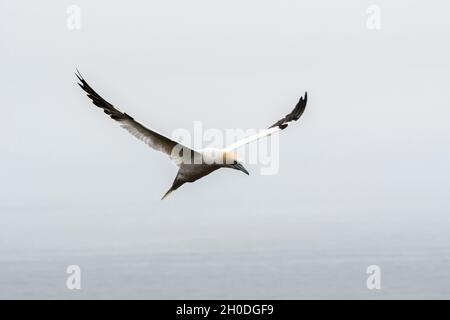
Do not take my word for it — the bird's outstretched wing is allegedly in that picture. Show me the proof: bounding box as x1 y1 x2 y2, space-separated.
224 92 307 150
76 70 196 164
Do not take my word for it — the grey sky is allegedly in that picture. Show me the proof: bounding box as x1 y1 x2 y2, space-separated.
2 0 449 208
1 0 450 299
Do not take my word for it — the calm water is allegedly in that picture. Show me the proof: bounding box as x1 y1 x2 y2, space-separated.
1 205 449 299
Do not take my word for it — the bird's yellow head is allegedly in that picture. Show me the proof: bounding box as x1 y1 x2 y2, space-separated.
222 151 249 176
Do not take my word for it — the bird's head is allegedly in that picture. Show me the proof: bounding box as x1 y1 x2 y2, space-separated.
222 151 249 176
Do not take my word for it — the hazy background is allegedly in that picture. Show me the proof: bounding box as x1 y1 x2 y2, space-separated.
1 0 449 299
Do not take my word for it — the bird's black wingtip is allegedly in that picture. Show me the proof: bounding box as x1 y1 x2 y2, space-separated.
75 68 84 83
301 91 307 103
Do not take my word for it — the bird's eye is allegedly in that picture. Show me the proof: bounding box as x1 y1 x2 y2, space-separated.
233 160 238 165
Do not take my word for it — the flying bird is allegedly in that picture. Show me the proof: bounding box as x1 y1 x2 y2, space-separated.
76 71 307 199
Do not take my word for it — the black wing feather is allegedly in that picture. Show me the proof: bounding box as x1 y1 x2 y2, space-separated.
76 70 134 122
75 70 193 158
269 92 307 130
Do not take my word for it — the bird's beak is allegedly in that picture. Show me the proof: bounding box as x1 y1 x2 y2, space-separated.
234 163 249 175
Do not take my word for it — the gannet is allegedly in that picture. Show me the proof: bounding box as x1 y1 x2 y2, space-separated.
76 71 307 199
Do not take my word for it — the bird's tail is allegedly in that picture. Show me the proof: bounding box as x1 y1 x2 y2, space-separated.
161 188 174 200
161 172 185 200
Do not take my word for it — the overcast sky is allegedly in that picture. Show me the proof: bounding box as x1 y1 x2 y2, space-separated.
1 0 449 210
1 0 450 299
1 0 450 287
